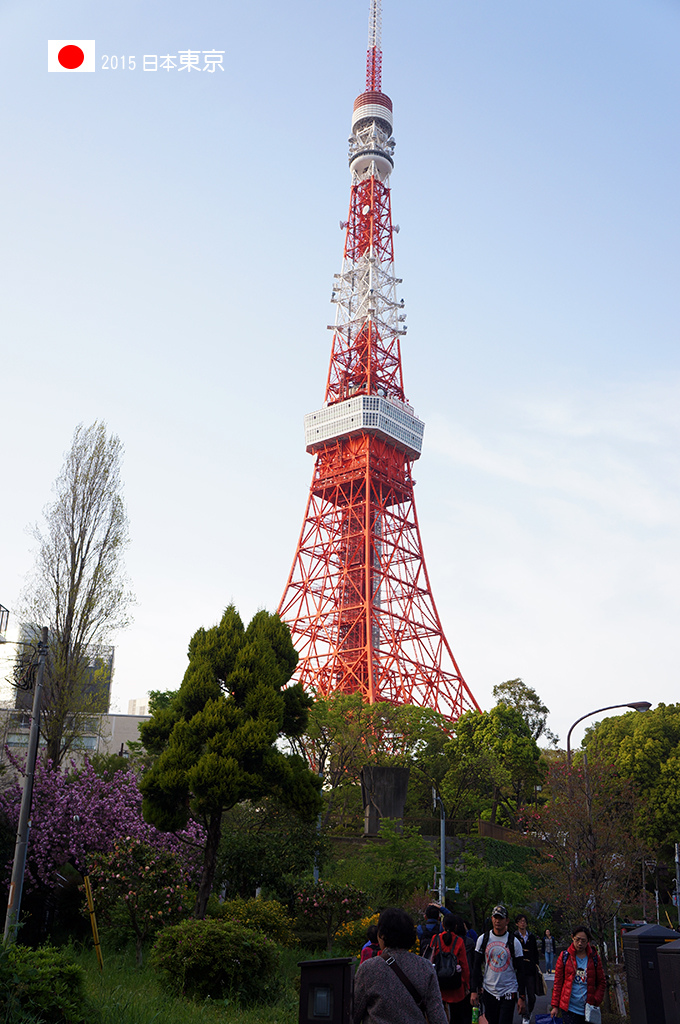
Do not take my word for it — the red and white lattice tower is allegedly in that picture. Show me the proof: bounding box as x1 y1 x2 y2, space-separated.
278 0 479 720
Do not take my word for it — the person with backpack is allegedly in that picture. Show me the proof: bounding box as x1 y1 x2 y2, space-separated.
417 903 443 955
428 913 471 1022
550 925 605 1023
471 904 526 1024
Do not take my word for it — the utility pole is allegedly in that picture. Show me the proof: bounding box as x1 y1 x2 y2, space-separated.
675 843 680 928
3 626 48 945
433 789 446 906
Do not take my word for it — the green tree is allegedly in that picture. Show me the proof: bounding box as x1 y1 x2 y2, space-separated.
584 703 680 854
441 706 544 826
522 757 643 955
294 693 450 832
139 606 323 918
18 422 133 765
455 853 532 925
329 819 437 907
492 678 558 746
216 798 328 901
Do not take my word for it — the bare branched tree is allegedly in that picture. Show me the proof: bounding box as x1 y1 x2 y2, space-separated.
19 422 134 765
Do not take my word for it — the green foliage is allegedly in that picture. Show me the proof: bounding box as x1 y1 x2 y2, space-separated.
207 896 296 947
87 837 191 964
216 798 327 902
295 880 369 952
333 912 380 956
149 918 280 1003
521 757 643 948
465 836 533 872
454 853 532 923
441 705 544 826
0 944 89 1024
148 689 178 714
139 606 323 917
75 940 304 1024
492 678 558 746
329 820 436 906
84 751 130 778
293 694 451 832
584 702 680 853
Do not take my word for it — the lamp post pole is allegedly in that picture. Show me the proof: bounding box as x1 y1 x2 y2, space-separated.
3 626 48 945
566 701 652 767
433 789 446 906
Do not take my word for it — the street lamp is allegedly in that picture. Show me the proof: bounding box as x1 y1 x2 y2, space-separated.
566 702 652 766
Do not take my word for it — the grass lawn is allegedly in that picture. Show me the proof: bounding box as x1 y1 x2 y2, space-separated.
74 943 308 1024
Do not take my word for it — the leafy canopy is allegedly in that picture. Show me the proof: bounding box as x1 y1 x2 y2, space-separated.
139 605 323 916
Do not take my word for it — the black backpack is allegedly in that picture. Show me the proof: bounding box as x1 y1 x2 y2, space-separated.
417 920 441 956
433 937 462 990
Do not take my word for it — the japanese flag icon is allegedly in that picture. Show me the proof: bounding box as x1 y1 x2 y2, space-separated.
48 40 95 72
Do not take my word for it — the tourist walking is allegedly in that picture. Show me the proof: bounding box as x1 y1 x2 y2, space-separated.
471 905 526 1024
515 913 539 1023
542 928 556 973
550 925 605 1023
429 913 472 1022
353 907 448 1024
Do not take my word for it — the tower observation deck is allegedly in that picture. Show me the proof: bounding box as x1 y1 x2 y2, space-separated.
278 0 480 720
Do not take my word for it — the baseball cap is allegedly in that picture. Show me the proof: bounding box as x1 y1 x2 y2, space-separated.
491 905 508 918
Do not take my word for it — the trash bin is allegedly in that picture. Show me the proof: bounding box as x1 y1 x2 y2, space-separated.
622 923 679 1024
658 936 680 1024
298 957 354 1024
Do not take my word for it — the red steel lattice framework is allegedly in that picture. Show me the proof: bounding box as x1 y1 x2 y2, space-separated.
278 0 479 720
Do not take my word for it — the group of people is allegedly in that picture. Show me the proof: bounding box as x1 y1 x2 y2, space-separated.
353 904 606 1024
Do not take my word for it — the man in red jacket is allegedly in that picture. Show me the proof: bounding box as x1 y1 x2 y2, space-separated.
551 925 606 1023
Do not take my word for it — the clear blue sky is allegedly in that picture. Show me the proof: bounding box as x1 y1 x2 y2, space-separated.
1 0 678 748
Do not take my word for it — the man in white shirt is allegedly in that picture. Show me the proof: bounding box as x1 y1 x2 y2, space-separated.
471 904 526 1024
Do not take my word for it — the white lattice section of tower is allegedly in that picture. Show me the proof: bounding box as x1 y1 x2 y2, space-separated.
368 0 382 53
330 258 405 342
304 395 424 458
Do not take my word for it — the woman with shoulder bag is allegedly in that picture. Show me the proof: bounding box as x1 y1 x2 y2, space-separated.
353 907 448 1024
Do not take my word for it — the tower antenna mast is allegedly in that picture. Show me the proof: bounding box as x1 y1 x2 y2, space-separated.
366 0 382 91
278 0 479 720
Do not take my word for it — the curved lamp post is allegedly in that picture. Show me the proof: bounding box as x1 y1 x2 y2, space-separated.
566 701 652 766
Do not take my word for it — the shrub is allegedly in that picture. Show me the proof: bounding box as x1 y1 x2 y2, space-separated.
334 911 380 956
0 944 88 1023
207 895 296 947
150 917 280 1003
295 880 369 952
87 837 191 964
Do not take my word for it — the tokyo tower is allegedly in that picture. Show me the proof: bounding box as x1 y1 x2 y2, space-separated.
278 0 480 720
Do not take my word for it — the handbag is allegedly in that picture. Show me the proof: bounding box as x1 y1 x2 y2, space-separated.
382 954 430 1023
536 1016 560 1024
535 965 547 996
585 1004 602 1023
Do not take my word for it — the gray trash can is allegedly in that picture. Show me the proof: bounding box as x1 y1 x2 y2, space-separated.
658 936 680 1024
622 923 679 1024
299 957 355 1024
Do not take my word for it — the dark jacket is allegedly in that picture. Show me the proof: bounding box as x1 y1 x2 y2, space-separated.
551 943 606 1012
517 929 539 967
